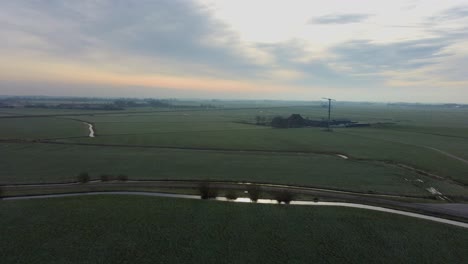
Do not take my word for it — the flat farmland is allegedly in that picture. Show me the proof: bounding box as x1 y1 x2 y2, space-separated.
64 110 468 185
1 103 467 198
0 117 87 139
4 143 458 196
1 195 467 264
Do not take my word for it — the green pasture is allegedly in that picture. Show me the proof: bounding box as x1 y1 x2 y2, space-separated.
1 143 466 196
0 117 86 139
1 195 467 264
67 126 468 184
1 103 467 192
341 127 468 160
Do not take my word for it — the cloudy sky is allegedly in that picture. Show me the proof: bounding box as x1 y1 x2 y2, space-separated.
1 0 468 102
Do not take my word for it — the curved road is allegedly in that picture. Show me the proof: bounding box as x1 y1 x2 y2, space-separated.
3 191 468 229
3 180 468 223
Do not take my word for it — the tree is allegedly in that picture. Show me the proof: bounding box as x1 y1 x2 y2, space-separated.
113 100 128 108
117 174 128 181
247 185 261 202
270 116 287 128
225 191 238 200
274 191 294 204
77 172 90 183
199 183 218 199
147 99 170 107
255 115 262 125
287 114 306 128
100 174 112 182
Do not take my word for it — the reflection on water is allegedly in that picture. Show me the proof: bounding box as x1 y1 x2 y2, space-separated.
234 197 251 203
215 197 278 203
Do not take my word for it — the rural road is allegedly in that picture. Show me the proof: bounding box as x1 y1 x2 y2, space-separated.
3 190 468 229
3 179 468 223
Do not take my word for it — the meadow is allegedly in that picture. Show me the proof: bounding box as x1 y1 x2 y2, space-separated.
4 143 462 196
1 195 467 264
1 101 468 264
1 101 467 198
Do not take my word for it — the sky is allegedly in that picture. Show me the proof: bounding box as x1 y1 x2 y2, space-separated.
1 0 468 103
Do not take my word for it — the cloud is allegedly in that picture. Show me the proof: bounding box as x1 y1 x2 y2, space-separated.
309 13 371 24
330 39 450 72
1 1 468 102
0 0 271 79
429 5 468 21
254 40 377 88
326 32 468 92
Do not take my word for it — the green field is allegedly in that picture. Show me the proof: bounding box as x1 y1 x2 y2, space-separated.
1 102 467 198
1 195 467 264
1 101 468 264
2 143 467 196
0 117 86 139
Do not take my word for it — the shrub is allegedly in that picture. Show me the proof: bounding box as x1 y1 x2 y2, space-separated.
274 191 294 204
117 174 128 181
313 197 319 203
77 172 90 183
100 174 112 182
246 185 261 202
225 191 238 200
199 183 217 199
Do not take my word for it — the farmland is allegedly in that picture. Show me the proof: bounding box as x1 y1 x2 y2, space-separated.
1 101 467 198
1 195 467 264
1 100 468 264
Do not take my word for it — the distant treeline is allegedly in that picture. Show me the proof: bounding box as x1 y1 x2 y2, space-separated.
1 98 218 110
0 103 15 108
387 103 468 108
25 103 124 110
114 99 217 109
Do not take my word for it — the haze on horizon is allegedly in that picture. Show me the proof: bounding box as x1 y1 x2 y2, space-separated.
1 0 468 103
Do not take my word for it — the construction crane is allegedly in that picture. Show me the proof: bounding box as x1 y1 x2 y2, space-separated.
322 97 335 131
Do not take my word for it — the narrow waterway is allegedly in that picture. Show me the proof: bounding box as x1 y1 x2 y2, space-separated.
3 191 467 229
336 154 348 159
84 122 95 137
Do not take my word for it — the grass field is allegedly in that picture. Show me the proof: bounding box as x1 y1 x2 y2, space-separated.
1 101 468 264
1 195 467 264
65 125 468 183
1 102 467 198
3 143 454 196
0 117 87 139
